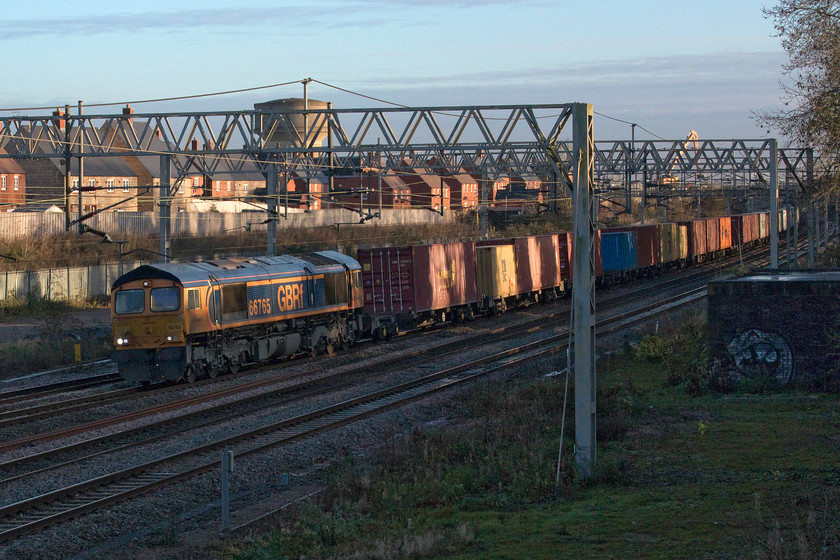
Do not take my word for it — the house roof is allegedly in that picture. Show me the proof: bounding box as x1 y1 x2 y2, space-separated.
0 149 26 174
2 126 136 177
10 204 63 213
66 156 136 177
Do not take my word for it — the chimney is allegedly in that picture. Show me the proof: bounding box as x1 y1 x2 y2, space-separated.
190 139 199 151
52 108 65 130
122 104 134 123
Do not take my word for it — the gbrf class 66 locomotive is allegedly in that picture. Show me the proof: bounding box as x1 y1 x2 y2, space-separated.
111 251 363 384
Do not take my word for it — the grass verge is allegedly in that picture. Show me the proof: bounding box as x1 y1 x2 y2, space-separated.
221 326 840 560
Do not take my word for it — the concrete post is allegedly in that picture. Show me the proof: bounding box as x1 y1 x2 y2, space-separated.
571 103 596 478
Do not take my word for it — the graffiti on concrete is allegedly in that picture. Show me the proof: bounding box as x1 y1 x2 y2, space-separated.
726 329 794 385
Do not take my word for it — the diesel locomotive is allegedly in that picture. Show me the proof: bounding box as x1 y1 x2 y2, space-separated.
111 251 363 384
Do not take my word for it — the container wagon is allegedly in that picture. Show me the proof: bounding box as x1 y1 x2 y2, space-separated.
358 242 478 337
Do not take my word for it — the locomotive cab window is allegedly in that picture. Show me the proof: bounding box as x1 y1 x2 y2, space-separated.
115 289 145 314
150 287 181 312
187 288 201 310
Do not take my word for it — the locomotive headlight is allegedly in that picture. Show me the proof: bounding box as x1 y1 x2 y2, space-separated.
117 337 130 345
166 335 178 342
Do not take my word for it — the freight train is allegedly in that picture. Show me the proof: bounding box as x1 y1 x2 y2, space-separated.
111 210 787 385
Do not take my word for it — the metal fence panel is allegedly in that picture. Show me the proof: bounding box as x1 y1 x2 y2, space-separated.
0 260 147 301
0 209 451 239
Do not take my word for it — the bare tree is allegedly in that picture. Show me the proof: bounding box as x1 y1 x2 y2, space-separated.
756 0 840 189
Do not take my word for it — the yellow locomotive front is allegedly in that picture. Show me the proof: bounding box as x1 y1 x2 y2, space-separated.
111 277 187 384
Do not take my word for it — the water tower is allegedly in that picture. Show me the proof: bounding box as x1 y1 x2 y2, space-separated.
254 97 330 148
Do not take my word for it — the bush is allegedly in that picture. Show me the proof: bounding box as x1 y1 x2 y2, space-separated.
635 334 666 362
661 324 709 395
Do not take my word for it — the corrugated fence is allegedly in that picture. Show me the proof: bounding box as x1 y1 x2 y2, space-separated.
0 209 452 239
1 261 145 301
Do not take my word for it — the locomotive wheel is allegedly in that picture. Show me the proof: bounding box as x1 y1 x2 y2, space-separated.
226 357 240 374
206 363 219 379
184 366 197 384
312 337 327 356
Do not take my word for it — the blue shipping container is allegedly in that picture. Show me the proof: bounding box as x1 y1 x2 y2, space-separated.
600 231 637 273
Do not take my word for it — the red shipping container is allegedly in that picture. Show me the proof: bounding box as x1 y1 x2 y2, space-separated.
358 242 478 317
514 234 561 294
680 219 707 260
719 216 732 251
557 230 603 281
705 217 721 253
606 224 660 268
732 213 759 246
478 235 562 296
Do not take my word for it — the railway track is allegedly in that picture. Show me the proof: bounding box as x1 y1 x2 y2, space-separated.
0 370 119 405
0 283 706 544
0 238 805 547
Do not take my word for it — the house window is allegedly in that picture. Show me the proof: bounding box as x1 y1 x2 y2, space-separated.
1 176 5 191
89 179 96 189
107 179 114 192
122 179 130 192
178 181 184 194
226 181 232 192
72 178 79 191
242 183 248 193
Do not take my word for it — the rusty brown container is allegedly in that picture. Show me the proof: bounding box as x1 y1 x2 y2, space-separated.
732 213 759 246
680 219 707 261
514 234 562 294
719 216 733 251
558 230 603 281
358 242 478 316
705 217 721 253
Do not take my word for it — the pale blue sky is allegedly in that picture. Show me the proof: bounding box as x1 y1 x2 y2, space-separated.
0 1 787 141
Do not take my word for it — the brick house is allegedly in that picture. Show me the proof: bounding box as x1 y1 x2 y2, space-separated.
331 172 411 211
442 171 479 210
67 157 140 214
0 148 26 208
396 162 450 212
4 123 139 213
208 170 266 201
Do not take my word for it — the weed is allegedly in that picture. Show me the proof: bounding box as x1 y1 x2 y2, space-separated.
754 489 840 560
635 334 666 362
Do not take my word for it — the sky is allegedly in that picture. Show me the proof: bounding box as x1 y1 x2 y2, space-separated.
0 0 789 142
